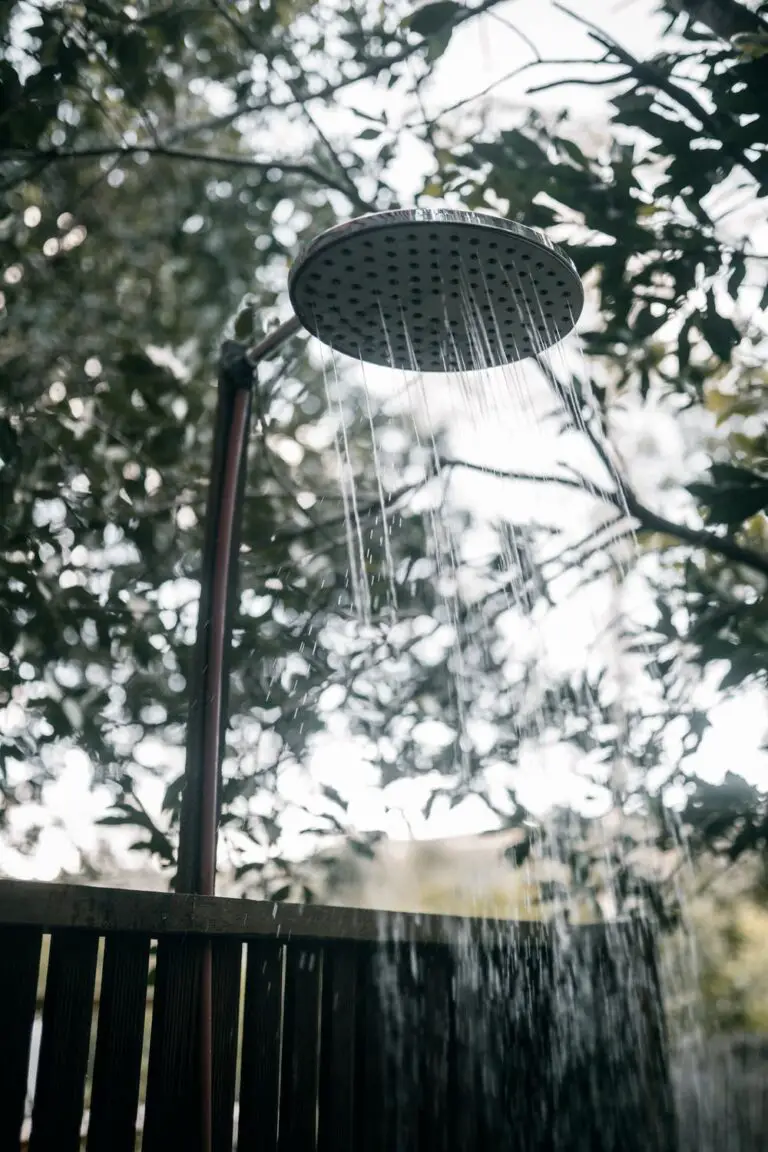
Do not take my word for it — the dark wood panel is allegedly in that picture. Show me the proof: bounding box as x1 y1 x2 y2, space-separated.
212 937 242 1152
29 928 99 1152
0 879 555 946
87 932 150 1152
353 945 392 1152
317 943 358 1152
142 935 203 1152
238 939 283 1151
626 923 677 1152
278 945 322 1152
586 924 677 1152
419 946 452 1152
391 944 422 1152
0 888 676 1152
0 926 42 1151
503 935 556 1152
450 942 507 1152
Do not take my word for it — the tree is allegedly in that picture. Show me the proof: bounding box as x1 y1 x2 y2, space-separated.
1 0 766 905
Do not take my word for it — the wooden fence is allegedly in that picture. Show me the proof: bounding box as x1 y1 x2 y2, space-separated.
673 1033 768 1152
0 880 676 1152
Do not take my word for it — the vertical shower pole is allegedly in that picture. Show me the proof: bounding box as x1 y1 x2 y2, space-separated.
175 318 301 1152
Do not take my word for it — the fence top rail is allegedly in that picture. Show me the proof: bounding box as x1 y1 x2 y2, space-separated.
0 879 644 947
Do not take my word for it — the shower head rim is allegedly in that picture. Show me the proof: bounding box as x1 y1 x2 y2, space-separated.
288 208 580 300
288 207 584 372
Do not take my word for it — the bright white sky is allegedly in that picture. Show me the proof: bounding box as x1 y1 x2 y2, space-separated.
3 0 766 881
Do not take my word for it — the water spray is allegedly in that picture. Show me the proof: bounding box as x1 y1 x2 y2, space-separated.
176 208 584 1152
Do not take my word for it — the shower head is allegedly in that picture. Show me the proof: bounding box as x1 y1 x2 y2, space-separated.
288 208 583 373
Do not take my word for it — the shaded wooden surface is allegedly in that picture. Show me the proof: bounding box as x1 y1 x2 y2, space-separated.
238 939 283 1150
279 945 323 1151
211 938 242 1152
674 1034 768 1152
317 943 358 1152
0 878 564 945
87 933 150 1152
142 935 203 1152
0 882 675 1152
420 946 453 1152
0 925 42 1152
29 929 99 1152
355 944 391 1152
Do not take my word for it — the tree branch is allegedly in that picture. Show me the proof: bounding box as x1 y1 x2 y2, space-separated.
553 1 765 189
267 478 425 545
439 456 618 504
624 490 768 580
0 145 359 202
172 0 510 144
207 0 371 215
665 0 767 41
443 455 768 580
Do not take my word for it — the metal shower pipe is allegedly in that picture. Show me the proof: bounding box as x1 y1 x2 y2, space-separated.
175 319 302 1152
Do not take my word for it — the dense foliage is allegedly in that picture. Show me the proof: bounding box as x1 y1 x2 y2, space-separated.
1 0 766 906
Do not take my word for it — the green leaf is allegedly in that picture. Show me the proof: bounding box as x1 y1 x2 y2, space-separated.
677 317 693 374
321 784 347 810
234 306 255 341
731 31 768 60
406 1 461 38
358 127 382 141
425 25 454 61
703 291 740 361
689 463 768 525
349 838 376 858
505 838 532 867
728 256 747 296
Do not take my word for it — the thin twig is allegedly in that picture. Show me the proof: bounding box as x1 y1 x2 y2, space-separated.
440 455 618 503
443 450 768 580
278 43 375 214
483 8 541 61
1 145 359 202
526 71 629 95
173 0 510 144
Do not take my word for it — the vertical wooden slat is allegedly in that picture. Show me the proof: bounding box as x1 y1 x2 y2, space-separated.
87 932 151 1152
354 944 391 1152
629 924 677 1152
451 942 511 1152
589 923 677 1152
317 943 358 1152
29 928 99 1152
391 944 421 1152
450 950 476 1152
420 946 452 1152
238 939 283 1151
505 936 555 1152
0 926 42 1151
142 934 202 1152
212 937 242 1152
278 944 323 1152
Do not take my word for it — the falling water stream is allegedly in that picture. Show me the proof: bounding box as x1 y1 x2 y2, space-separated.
310 248 705 1147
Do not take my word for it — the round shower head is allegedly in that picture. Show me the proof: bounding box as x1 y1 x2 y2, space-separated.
288 208 583 373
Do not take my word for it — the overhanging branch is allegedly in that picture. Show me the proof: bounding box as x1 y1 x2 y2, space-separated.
666 0 767 41
0 145 361 204
624 491 768 580
443 456 768 580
